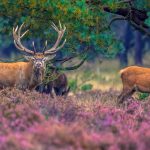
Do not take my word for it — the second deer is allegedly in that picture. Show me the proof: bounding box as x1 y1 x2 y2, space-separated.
36 70 70 97
118 66 150 103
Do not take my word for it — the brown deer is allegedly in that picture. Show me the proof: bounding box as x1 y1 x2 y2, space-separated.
118 66 150 103
35 43 88 97
48 71 70 97
0 21 66 90
36 53 87 97
36 70 70 97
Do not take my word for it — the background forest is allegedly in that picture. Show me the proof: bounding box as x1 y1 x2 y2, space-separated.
0 0 149 65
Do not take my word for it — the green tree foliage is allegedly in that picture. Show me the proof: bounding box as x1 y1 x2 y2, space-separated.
146 12 150 27
0 0 149 58
99 0 150 28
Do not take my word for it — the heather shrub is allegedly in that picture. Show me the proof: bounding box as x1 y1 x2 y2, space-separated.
0 88 150 149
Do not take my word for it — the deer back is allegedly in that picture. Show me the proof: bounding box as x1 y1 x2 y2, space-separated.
120 66 150 91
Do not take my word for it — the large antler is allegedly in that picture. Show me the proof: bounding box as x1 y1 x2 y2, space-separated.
53 50 87 65
44 21 66 55
13 23 35 55
48 55 87 71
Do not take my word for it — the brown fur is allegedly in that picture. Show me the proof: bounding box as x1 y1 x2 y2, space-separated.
0 60 45 90
50 71 70 97
118 66 150 103
6 21 66 91
36 70 70 97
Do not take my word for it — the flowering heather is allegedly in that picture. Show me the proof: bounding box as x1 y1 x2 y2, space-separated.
0 88 150 150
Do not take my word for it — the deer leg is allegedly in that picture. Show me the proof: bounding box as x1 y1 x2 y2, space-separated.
118 88 135 104
62 86 70 97
44 84 51 94
54 87 61 96
46 84 54 98
35 84 44 93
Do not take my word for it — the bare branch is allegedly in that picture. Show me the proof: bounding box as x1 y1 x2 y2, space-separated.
109 16 127 28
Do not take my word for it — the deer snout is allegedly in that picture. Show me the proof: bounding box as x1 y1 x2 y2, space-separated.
36 63 43 68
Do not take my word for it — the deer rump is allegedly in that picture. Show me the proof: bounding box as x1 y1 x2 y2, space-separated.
36 73 70 97
118 66 150 103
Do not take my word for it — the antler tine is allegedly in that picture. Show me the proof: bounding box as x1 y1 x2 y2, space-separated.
51 22 59 32
54 38 66 51
32 41 36 53
51 21 65 31
45 39 66 54
18 23 25 38
42 40 48 52
44 21 66 55
59 20 62 29
15 26 18 32
51 22 66 38
13 22 34 55
54 46 89 64
14 40 23 50
13 26 18 39
49 55 87 71
21 30 29 38
64 25 66 31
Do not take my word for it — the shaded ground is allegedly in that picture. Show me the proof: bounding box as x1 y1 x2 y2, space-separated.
0 88 150 150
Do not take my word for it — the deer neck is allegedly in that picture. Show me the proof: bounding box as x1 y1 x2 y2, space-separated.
27 61 45 89
33 68 45 83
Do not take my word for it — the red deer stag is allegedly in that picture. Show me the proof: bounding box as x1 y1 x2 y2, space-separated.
0 22 66 90
118 66 150 103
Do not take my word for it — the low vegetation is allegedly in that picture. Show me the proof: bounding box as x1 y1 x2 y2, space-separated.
0 88 150 150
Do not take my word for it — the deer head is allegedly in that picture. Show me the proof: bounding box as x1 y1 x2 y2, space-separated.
2 21 67 90
13 21 66 72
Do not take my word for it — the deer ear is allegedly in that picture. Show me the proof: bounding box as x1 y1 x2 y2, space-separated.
43 55 56 62
24 56 35 61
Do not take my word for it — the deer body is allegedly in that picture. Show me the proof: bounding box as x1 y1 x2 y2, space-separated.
36 70 70 97
118 66 150 103
51 72 70 96
0 61 45 90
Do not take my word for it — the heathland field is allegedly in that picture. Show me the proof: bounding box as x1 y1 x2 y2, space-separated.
1 58 150 149
1 88 150 150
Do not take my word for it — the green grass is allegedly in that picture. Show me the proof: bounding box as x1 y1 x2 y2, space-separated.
67 53 150 93
67 59 122 92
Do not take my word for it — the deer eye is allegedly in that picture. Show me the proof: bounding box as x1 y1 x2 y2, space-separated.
32 58 36 61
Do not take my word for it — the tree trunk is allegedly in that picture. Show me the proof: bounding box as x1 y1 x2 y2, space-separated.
134 30 143 65
119 22 131 67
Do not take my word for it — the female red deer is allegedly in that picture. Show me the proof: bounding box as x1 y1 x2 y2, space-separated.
0 21 66 90
118 66 150 103
36 70 70 97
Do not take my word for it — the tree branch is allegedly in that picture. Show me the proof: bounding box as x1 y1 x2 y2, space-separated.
86 0 150 36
